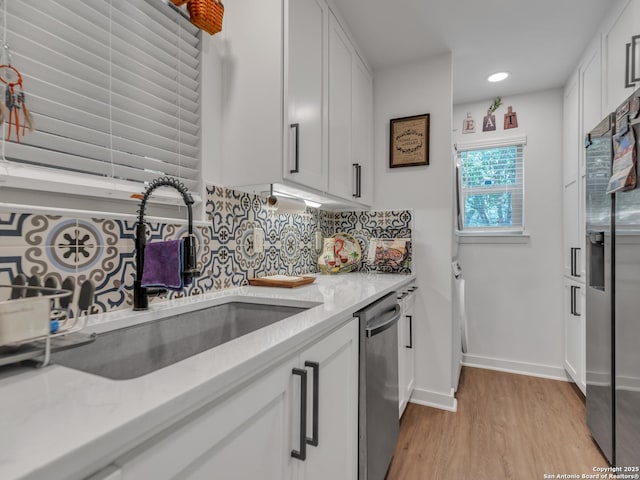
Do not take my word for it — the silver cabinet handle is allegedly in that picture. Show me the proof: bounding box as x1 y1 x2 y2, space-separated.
570 248 581 278
352 163 362 198
570 248 576 276
570 285 581 316
406 315 413 349
304 361 319 447
289 123 300 174
291 367 307 460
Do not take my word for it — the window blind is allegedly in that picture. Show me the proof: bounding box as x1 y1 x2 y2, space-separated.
0 0 201 192
457 142 525 231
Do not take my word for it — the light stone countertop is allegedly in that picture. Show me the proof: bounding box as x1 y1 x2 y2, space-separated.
0 272 415 480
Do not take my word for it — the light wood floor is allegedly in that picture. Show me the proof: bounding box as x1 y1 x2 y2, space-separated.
387 367 607 480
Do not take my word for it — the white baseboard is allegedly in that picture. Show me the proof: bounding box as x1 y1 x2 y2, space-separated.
462 354 572 382
409 387 458 412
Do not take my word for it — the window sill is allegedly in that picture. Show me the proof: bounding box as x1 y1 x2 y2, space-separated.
456 231 531 244
0 162 202 208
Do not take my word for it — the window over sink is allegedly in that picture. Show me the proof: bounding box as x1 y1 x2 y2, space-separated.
0 0 202 205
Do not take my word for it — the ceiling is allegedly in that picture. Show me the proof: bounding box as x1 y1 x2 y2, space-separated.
333 0 618 104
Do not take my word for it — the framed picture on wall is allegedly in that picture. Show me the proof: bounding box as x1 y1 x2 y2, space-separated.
389 113 430 168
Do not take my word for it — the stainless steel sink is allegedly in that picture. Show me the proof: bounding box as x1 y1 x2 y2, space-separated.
52 302 309 380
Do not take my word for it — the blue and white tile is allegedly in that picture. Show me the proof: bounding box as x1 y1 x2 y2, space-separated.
0 213 34 247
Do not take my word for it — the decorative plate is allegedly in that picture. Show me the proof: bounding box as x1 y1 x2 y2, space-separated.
318 232 362 274
367 238 409 269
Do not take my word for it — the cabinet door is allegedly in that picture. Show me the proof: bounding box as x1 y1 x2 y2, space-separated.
563 180 582 279
604 0 640 113
397 295 407 417
352 53 374 206
221 0 284 187
563 75 580 187
403 293 416 405
581 43 602 167
564 279 585 394
298 319 358 480
285 0 328 192
327 13 354 200
116 358 297 480
397 290 416 418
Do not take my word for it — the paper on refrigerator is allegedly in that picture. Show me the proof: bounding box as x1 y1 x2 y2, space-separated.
607 126 637 194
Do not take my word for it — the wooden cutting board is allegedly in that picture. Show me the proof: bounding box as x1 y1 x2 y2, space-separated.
248 275 316 288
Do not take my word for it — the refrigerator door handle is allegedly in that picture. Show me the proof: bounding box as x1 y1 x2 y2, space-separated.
575 248 581 277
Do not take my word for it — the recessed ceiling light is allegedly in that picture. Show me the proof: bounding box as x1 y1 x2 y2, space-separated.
487 72 509 83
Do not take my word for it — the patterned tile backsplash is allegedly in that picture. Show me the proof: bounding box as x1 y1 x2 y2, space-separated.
0 184 412 314
330 210 413 274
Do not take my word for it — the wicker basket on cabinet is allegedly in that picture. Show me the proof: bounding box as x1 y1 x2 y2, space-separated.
187 0 224 35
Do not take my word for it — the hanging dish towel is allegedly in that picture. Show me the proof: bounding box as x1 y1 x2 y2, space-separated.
141 239 184 291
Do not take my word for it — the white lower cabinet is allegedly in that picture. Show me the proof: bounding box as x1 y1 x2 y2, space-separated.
398 286 417 417
297 318 359 480
114 356 297 480
95 319 358 480
564 278 586 394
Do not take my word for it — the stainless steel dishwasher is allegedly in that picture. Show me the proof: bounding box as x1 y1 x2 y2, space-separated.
355 291 402 480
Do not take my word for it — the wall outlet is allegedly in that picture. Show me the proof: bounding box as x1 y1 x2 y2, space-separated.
315 231 323 251
253 227 265 253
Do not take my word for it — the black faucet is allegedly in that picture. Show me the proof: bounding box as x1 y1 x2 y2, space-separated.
133 176 200 311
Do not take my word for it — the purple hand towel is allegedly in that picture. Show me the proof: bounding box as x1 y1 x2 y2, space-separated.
141 239 184 291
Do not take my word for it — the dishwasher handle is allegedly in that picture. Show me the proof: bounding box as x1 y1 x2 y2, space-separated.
365 304 402 337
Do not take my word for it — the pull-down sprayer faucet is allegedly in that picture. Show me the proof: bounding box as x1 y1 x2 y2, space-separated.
133 176 200 311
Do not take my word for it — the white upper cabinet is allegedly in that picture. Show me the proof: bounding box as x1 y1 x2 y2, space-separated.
581 43 603 140
221 0 374 207
563 74 580 187
328 13 353 200
604 0 640 113
351 52 374 206
220 0 284 188
284 0 329 191
327 13 374 204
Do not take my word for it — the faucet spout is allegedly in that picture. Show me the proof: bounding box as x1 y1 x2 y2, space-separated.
133 176 200 311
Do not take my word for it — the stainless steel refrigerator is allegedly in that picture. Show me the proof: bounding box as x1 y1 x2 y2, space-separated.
586 89 640 467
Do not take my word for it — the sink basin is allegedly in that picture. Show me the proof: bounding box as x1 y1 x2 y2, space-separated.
52 302 309 380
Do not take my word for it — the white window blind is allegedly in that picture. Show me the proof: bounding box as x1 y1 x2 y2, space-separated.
0 0 201 193
457 139 525 232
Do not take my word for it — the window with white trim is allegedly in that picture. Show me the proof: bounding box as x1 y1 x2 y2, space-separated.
457 139 525 232
0 0 201 199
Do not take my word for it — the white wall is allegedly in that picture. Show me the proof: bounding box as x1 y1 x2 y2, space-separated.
373 53 456 410
453 89 566 379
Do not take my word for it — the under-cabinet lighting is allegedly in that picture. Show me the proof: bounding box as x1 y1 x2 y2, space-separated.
304 199 322 209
